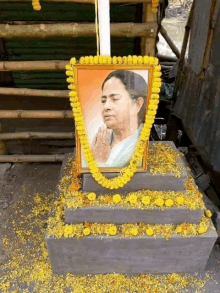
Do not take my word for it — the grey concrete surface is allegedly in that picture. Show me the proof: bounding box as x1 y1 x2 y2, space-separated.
46 221 218 275
82 141 188 194
0 160 219 292
65 206 204 225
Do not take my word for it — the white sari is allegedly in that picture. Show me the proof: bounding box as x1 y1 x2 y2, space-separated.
81 124 143 168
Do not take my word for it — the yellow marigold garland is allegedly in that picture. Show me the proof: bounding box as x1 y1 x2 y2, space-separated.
66 55 162 190
32 0 41 10
152 0 160 13
47 213 211 240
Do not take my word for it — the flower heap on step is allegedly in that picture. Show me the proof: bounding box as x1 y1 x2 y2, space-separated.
47 143 212 241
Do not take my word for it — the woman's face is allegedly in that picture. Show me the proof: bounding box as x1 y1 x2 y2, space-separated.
101 77 137 130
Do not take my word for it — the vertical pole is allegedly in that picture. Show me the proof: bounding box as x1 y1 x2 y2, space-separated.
98 0 111 56
141 3 158 56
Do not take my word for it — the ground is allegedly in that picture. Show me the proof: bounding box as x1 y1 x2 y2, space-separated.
0 162 220 293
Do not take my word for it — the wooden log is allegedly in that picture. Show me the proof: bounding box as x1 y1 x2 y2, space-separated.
158 54 178 62
0 122 8 155
0 110 73 119
0 154 65 162
172 0 195 101
0 132 75 140
0 87 69 98
160 25 181 59
0 60 67 71
0 23 157 39
160 61 176 66
159 26 180 59
0 0 158 2
141 3 158 56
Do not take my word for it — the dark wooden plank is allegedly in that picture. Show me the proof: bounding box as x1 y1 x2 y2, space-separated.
188 0 213 74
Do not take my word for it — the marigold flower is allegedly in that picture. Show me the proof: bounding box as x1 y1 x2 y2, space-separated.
94 56 99 64
130 228 138 236
122 56 128 64
204 209 212 218
176 196 185 205
143 56 149 64
154 65 161 72
137 56 143 64
112 56 117 64
129 194 137 204
79 57 85 64
142 196 151 205
149 56 155 64
113 194 122 204
176 226 182 233
155 198 164 207
70 57 76 65
165 199 174 207
198 225 208 234
83 228 91 236
117 56 123 64
64 225 75 237
146 227 154 236
88 192 96 201
109 226 117 235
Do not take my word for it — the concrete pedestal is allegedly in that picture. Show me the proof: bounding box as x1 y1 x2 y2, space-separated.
65 206 204 225
46 141 218 275
46 222 218 275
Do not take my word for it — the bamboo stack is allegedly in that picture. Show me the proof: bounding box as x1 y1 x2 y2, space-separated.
0 0 178 161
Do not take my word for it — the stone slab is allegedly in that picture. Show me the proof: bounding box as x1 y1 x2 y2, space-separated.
46 221 218 275
65 206 204 225
82 141 188 194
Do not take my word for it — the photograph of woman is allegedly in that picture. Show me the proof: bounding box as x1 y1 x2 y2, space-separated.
79 69 148 168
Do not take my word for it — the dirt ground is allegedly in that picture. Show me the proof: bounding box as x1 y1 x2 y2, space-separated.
0 161 220 293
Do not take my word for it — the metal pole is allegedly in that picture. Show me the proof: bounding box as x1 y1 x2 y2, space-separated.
98 0 111 55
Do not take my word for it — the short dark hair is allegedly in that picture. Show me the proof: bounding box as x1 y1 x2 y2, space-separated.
101 70 148 124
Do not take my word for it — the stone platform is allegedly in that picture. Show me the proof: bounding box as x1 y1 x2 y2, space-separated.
46 141 218 275
46 222 218 275
82 141 187 194
65 206 204 225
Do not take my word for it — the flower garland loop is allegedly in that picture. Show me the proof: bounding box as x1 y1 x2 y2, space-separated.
66 55 162 190
152 0 160 13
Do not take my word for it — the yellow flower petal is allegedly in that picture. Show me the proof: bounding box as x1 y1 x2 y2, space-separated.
146 227 154 236
113 194 122 204
83 228 91 236
88 192 96 201
109 226 117 235
205 210 212 218
130 228 138 236
155 198 164 207
165 199 174 207
142 196 151 205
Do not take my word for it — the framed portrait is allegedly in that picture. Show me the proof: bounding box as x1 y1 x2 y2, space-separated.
72 63 154 173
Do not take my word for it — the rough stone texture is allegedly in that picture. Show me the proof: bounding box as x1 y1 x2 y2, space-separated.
82 141 188 194
213 212 220 238
65 206 204 225
46 221 218 275
0 163 11 177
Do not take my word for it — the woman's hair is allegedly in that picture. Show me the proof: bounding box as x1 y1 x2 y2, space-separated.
101 70 148 125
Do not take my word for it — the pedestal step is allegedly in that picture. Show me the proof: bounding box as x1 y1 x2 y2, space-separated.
46 221 218 275
82 141 188 194
65 206 204 225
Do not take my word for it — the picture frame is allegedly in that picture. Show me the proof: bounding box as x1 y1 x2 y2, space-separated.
67 57 160 174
